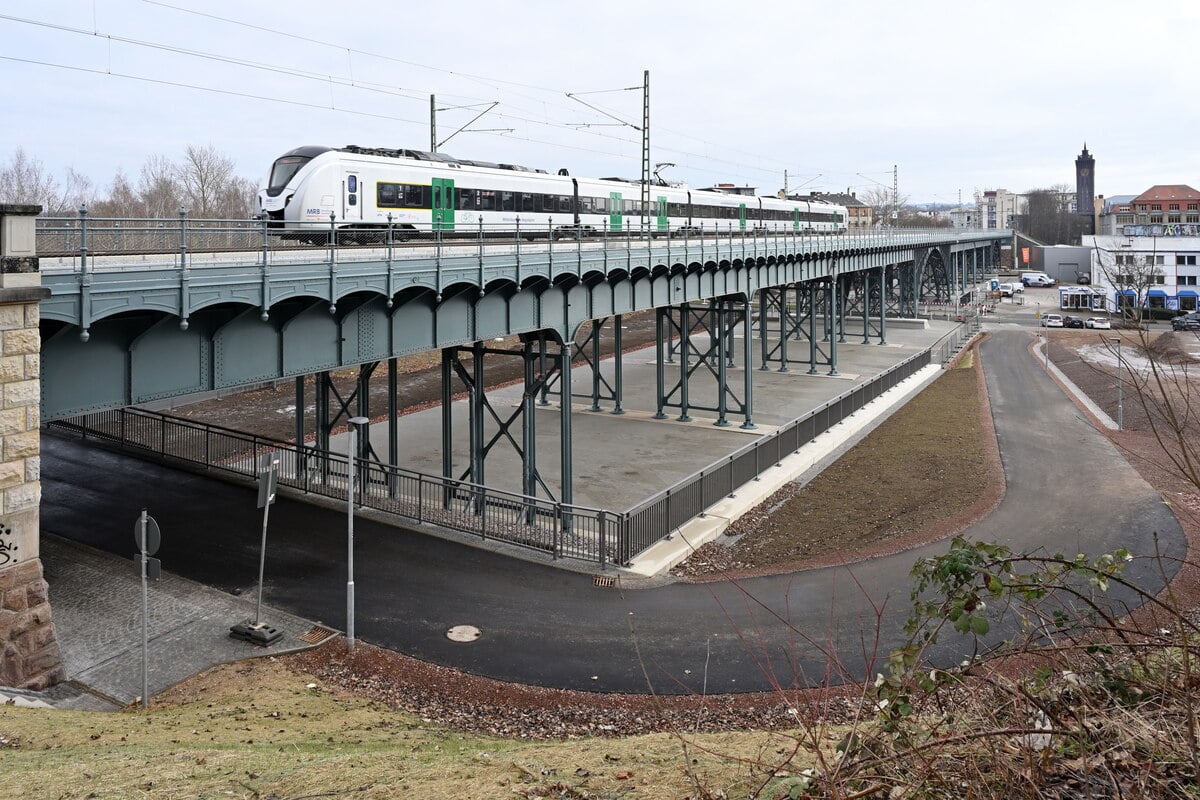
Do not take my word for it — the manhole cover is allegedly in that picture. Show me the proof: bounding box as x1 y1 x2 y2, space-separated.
446 625 482 643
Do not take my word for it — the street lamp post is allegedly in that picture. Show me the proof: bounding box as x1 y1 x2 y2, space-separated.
1110 337 1123 431
346 415 370 651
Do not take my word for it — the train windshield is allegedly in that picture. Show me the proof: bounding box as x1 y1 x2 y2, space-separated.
267 155 311 193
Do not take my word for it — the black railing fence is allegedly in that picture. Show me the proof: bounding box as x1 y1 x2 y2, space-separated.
49 325 977 567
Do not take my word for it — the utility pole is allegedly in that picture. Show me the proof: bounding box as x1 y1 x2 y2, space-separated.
430 94 436 152
892 164 899 224
640 70 650 235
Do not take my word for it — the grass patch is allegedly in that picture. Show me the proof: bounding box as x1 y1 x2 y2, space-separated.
0 658 827 800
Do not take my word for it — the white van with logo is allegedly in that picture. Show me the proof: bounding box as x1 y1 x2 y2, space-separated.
1021 272 1056 287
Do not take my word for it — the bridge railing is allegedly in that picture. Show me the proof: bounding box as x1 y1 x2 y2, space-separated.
36 210 1006 272
48 324 979 567
47 409 622 566
619 346 936 560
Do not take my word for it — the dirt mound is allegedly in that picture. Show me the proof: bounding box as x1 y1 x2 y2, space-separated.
1146 331 1200 364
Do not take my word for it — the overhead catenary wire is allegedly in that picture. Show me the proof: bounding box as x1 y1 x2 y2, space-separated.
2 5 844 187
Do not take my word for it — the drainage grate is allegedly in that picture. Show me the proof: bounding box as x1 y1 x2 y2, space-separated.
297 625 337 645
593 575 616 588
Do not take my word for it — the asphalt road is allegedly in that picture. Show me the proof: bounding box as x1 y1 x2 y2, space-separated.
40 329 1185 694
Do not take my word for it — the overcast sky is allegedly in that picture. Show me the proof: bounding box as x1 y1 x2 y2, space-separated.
3 0 1197 206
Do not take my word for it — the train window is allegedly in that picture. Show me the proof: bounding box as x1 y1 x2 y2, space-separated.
478 190 497 211
595 197 607 213
347 175 358 193
580 196 593 213
458 188 476 210
521 193 536 213
558 195 572 213
348 194 357 206
377 183 400 207
500 192 515 212
268 155 311 191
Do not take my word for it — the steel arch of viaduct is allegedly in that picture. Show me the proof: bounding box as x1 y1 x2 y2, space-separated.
39 233 1003 419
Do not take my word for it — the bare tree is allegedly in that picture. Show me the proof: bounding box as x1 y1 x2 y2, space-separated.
51 167 95 216
217 174 257 219
176 144 237 217
1020 185 1090 245
1092 239 1166 322
139 154 182 219
857 185 943 227
0 148 61 210
91 170 143 217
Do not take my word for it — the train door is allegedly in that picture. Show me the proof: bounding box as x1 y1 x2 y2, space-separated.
432 177 455 231
737 202 747 232
609 191 623 232
343 171 362 222
656 196 668 232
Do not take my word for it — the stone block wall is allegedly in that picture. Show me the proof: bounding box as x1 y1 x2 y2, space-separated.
0 204 62 690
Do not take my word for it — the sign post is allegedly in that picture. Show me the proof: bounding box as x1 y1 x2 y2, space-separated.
133 509 161 709
230 453 283 644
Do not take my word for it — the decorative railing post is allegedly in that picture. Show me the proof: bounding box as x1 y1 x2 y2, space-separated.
178 206 189 272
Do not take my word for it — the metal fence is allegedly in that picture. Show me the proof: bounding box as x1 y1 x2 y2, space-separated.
48 409 620 566
49 325 978 566
36 209 1007 273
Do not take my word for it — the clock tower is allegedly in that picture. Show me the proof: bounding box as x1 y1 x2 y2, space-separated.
1075 144 1095 235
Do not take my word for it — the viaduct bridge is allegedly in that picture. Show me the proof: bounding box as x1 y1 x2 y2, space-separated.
0 204 1007 689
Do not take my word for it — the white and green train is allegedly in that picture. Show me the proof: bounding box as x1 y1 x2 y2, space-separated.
258 145 847 237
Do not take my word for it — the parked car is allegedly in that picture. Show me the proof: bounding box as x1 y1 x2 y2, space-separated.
1075 271 1092 285
1021 272 1057 287
1084 317 1111 329
1062 315 1085 328
1172 313 1200 331
1041 314 1064 327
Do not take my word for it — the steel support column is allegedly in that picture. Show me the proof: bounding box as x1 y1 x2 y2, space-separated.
741 298 755 430
827 280 839 376
559 340 573 507
611 314 624 415
656 300 749 422
440 348 453 508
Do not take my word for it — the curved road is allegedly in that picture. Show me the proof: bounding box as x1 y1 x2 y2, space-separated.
41 330 1185 694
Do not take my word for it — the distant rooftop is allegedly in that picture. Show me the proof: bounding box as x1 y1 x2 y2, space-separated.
1132 185 1200 204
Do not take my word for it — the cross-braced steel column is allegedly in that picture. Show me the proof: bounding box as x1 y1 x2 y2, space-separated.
311 365 380 461
757 283 813 371
656 300 752 427
540 316 624 414
440 339 564 515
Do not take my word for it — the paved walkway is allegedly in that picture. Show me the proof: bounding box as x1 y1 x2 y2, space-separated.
20 298 1187 704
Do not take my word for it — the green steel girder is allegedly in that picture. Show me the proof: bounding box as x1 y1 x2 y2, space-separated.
39 231 1007 419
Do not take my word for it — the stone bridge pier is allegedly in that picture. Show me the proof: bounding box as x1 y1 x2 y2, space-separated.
0 204 63 690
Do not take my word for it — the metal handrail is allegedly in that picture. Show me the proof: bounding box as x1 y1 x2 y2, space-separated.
35 210 1008 272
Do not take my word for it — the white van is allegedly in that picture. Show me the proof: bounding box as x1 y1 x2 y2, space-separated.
1021 272 1056 287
